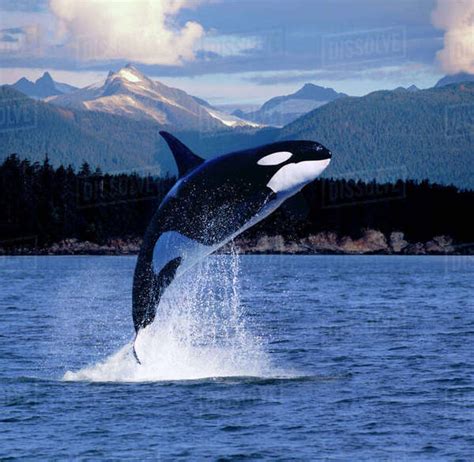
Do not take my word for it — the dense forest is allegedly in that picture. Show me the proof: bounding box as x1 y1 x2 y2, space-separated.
0 155 472 251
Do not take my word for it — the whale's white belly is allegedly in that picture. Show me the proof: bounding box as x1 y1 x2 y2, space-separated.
152 231 217 277
152 197 284 279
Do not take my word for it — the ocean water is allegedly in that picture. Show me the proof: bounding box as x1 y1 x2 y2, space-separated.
0 255 473 460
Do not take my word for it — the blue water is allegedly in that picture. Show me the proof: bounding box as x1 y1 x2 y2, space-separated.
1 255 473 460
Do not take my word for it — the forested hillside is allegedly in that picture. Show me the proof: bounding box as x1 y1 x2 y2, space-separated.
0 86 181 173
280 83 474 189
1 83 473 189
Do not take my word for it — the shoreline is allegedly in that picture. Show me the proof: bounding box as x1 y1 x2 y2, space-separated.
1 230 472 256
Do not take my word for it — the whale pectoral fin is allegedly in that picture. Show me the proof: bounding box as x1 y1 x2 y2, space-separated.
132 256 182 365
138 256 182 330
154 256 182 294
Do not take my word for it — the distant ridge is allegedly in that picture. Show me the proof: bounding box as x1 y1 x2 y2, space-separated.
394 85 420 92
435 72 474 88
11 72 77 99
233 83 347 126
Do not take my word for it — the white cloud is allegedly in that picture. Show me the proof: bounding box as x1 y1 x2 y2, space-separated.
49 0 208 65
431 0 474 74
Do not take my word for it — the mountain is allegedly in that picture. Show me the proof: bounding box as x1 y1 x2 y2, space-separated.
435 72 474 88
0 85 177 173
394 84 420 93
3 80 473 189
49 64 259 131
0 86 268 175
234 83 347 127
11 72 78 99
279 83 474 189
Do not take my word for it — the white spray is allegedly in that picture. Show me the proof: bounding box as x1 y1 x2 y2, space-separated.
64 250 276 382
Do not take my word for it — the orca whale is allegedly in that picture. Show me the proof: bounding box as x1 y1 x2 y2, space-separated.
132 131 332 362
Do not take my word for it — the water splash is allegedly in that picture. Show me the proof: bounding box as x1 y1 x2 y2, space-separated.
64 250 275 382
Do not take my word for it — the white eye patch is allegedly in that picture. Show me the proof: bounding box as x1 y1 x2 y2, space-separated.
257 151 293 166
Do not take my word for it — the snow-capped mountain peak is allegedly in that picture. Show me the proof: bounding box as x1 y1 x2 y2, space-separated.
116 66 143 83
48 64 260 130
105 65 148 86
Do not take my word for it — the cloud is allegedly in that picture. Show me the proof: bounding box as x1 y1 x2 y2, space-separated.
0 0 48 12
48 0 208 65
431 0 474 74
1 33 18 42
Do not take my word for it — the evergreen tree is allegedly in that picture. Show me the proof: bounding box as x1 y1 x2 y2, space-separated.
0 155 472 249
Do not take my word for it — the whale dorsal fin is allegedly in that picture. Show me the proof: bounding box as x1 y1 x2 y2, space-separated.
160 131 205 178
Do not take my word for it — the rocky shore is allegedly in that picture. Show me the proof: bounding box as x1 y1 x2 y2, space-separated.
230 230 471 255
1 230 471 256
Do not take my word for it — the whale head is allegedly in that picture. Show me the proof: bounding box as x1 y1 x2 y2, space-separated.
253 140 332 197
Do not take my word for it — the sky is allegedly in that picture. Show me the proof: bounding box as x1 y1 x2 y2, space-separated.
0 0 472 105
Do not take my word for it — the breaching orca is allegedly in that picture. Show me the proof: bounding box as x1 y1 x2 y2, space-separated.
132 131 332 362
